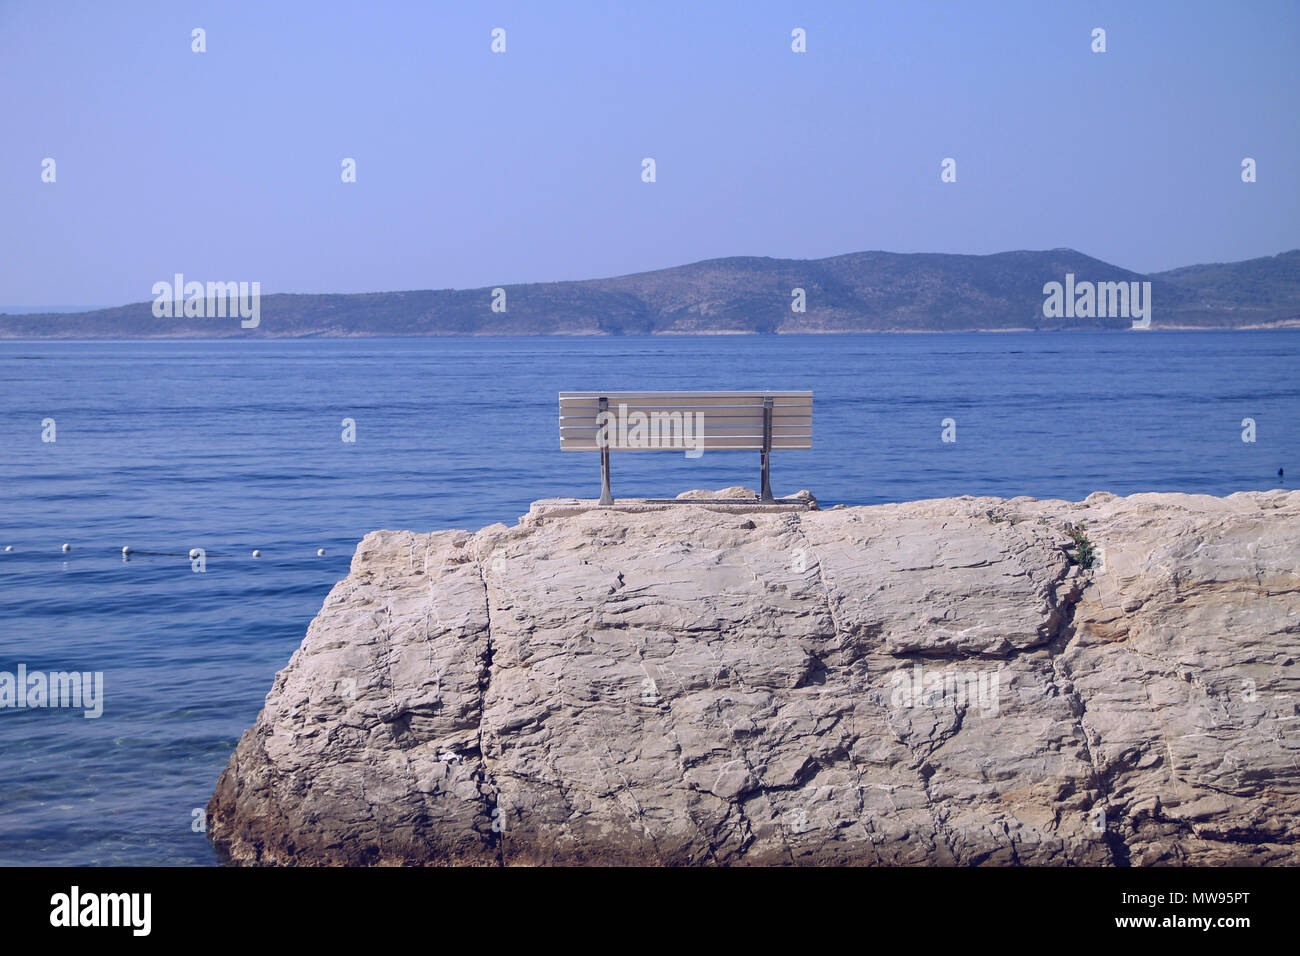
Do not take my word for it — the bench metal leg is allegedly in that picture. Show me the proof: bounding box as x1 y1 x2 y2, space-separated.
598 396 613 504
600 446 612 504
760 396 774 502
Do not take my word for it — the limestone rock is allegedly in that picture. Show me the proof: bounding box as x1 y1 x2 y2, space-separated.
675 486 758 500
208 490 1300 865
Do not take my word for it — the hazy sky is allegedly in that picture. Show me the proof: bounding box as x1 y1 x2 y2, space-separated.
2 0 1297 307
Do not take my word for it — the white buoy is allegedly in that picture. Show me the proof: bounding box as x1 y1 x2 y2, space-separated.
317 548 326 556
122 546 132 556
3 546 11 552
252 549 261 558
61 543 71 552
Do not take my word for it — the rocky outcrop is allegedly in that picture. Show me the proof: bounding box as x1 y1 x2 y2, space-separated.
208 490 1300 865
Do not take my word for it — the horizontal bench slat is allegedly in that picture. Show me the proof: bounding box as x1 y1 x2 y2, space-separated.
562 436 812 451
559 390 812 400
559 413 812 427
560 395 812 410
557 408 813 420
559 424 812 437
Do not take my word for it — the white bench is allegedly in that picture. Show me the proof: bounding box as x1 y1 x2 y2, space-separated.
558 390 813 504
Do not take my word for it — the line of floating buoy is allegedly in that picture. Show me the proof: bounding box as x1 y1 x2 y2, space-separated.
119 549 221 557
0 546 332 558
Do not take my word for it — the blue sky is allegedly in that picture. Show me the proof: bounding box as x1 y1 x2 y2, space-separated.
2 0 1297 307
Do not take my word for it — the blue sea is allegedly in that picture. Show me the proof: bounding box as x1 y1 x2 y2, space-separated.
1 332 1296 865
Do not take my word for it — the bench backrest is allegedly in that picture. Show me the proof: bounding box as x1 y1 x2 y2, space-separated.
559 391 813 451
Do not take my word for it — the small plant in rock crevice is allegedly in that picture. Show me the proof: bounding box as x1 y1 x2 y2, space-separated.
1064 522 1097 569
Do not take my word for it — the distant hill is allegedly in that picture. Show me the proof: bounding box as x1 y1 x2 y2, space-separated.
0 305 106 314
1 248 1296 338
1153 250 1300 322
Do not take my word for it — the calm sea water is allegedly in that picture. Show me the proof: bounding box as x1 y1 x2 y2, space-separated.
1 332 1296 865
